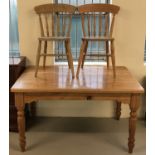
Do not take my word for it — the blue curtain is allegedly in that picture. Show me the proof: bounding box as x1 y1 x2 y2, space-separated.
9 0 19 57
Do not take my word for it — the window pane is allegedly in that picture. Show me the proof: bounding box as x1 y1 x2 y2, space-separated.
71 0 77 5
85 0 93 4
93 0 100 3
9 0 20 57
78 1 84 5
63 0 70 3
101 0 107 3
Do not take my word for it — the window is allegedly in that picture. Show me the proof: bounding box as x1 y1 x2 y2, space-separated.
9 0 20 57
54 0 110 62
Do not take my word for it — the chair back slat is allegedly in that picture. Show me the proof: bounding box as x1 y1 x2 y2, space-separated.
62 14 67 36
52 13 55 36
87 14 90 36
93 13 96 36
67 14 72 37
81 14 86 37
78 4 120 38
39 14 44 36
56 13 60 36
110 14 115 37
45 14 49 36
99 13 102 36
34 4 76 37
104 13 109 36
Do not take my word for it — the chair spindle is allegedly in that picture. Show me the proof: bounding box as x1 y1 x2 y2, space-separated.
39 14 44 37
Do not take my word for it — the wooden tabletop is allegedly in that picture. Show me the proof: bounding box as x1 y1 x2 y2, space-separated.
11 66 144 94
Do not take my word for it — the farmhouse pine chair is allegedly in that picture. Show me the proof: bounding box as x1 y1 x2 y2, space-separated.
76 4 120 78
34 4 76 78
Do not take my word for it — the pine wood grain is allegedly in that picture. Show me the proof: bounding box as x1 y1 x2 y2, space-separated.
11 65 144 153
12 66 143 94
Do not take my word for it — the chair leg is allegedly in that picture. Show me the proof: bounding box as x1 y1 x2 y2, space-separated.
66 40 75 78
65 40 71 69
43 41 47 68
81 41 88 69
76 40 85 78
106 41 110 69
35 40 42 77
111 40 116 78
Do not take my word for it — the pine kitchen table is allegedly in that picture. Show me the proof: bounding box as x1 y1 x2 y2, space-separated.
11 65 144 153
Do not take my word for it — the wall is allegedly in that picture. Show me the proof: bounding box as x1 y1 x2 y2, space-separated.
17 0 53 65
17 0 146 118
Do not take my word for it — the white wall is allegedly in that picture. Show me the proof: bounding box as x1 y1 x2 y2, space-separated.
17 0 146 118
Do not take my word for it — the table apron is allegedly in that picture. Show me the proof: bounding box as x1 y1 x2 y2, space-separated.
23 92 131 104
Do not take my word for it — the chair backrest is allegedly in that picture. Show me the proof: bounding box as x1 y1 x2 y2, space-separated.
34 4 76 37
78 4 120 38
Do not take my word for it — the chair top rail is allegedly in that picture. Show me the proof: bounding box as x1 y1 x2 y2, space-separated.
34 3 76 14
78 4 120 14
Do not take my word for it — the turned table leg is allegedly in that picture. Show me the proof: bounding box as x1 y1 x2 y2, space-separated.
128 94 140 153
116 101 121 120
15 93 26 152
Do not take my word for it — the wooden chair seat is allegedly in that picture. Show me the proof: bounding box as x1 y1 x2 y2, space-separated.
38 36 70 41
82 36 114 41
